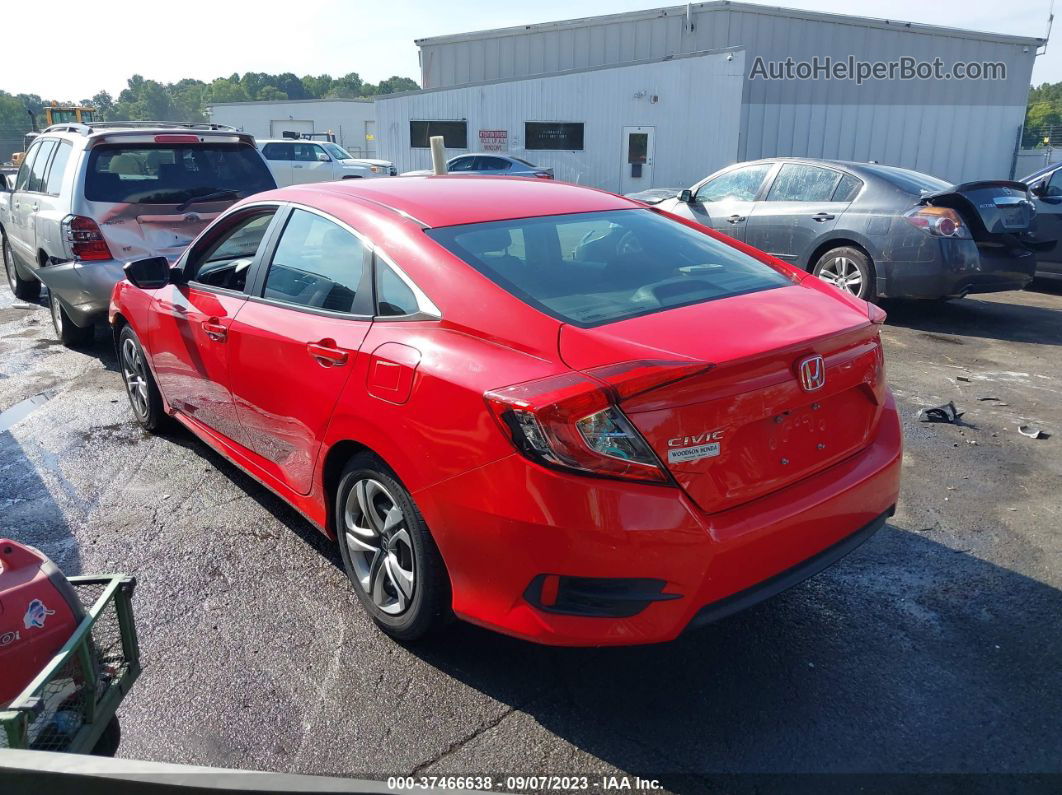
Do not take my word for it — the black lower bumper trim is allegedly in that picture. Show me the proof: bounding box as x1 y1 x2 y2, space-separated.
525 575 682 618
687 506 894 630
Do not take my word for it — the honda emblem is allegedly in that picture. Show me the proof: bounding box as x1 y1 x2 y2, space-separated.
798 355 825 392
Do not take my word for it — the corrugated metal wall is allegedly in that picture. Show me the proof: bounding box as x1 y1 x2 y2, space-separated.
376 51 745 193
416 3 1038 180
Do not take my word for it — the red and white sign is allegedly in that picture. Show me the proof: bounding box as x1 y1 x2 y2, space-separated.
479 129 508 151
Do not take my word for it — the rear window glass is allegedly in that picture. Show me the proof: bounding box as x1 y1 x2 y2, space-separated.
85 143 275 204
861 164 950 194
427 209 792 327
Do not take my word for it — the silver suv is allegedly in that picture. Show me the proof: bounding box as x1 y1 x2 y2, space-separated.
0 122 276 346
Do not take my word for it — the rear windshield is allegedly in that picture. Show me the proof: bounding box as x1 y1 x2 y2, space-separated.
426 209 793 327
861 164 951 194
84 143 275 204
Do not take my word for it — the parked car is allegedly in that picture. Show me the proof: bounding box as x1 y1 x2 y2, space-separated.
257 140 395 186
632 158 1038 302
109 176 901 646
1020 163 1062 281
401 153 553 178
1 122 276 346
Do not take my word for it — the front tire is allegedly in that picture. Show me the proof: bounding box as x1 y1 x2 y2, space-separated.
118 324 167 432
336 453 451 641
3 234 40 301
812 246 876 302
48 289 94 347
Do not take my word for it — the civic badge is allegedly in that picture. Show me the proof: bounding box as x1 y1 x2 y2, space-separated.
798 355 825 392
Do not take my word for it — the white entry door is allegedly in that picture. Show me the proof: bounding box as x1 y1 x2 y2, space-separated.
620 126 655 194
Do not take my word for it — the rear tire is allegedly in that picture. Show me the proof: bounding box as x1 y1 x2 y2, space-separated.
48 289 94 347
3 234 40 301
335 453 452 642
812 246 876 303
118 324 168 432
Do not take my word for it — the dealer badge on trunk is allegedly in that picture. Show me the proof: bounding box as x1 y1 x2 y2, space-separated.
667 431 724 464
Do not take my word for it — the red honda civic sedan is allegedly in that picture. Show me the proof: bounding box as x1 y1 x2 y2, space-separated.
109 176 901 646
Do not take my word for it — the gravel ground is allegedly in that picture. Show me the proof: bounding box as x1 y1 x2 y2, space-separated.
1 283 1059 791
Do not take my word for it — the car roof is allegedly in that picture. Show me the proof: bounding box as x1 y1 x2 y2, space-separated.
267 175 636 228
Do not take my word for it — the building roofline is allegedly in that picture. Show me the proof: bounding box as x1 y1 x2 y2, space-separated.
414 1 1045 48
375 46 744 100
205 97 375 108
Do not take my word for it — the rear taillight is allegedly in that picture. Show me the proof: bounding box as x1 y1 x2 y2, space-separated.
61 215 112 261
154 134 200 144
485 360 710 483
370 165 381 173
532 171 554 179
902 206 970 238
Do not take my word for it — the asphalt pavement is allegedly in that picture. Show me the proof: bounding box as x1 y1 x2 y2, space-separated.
0 283 1059 790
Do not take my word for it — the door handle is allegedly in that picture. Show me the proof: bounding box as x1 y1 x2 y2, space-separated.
293 165 304 169
202 319 227 342
812 212 835 222
727 215 745 224
307 340 348 367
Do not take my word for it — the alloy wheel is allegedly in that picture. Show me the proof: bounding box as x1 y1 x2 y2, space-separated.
121 337 150 420
342 478 415 615
816 255 864 297
3 239 15 294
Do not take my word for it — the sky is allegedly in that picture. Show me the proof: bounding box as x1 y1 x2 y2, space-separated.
5 0 1059 100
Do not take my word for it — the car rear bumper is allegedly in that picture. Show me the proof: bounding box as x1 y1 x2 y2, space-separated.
32 258 125 326
414 393 903 646
879 237 1035 299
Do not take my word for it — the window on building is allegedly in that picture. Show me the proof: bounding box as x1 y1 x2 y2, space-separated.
525 122 584 151
410 121 468 149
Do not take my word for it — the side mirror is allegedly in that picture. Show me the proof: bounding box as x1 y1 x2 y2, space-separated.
0 174 9 192
1030 180 1047 197
679 189 693 203
317 152 330 162
124 256 172 289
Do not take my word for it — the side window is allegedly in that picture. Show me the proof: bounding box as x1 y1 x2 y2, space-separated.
695 164 772 203
14 143 41 191
766 164 842 202
262 143 293 161
263 209 367 314
833 174 863 203
478 157 509 171
27 140 57 193
292 143 318 162
44 141 74 195
311 145 330 162
1047 169 1062 197
375 261 419 317
448 157 477 172
187 210 277 291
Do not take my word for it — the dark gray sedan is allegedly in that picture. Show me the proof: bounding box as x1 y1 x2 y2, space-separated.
401 153 554 178
632 158 1038 302
1020 163 1062 281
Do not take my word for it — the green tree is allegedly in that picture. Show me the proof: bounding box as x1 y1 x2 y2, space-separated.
327 72 365 98
372 76 419 95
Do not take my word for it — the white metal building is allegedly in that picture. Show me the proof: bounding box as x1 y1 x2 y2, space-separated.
381 1 1043 187
376 49 745 193
206 98 378 158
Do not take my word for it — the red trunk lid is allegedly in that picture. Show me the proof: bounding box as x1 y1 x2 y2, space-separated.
560 285 887 513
